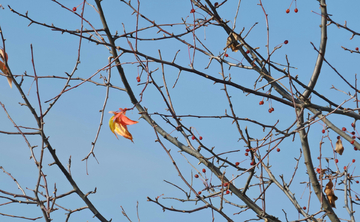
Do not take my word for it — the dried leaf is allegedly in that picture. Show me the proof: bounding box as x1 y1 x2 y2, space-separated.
324 180 338 208
335 138 344 155
226 33 240 52
325 157 329 163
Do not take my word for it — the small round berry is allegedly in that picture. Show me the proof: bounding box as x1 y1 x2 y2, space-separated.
344 166 347 170
245 153 249 156
191 135 195 140
322 129 325 134
352 122 355 127
224 54 228 57
337 136 341 139
214 2 219 7
342 127 347 131
353 136 356 139
224 182 229 187
136 76 140 82
235 162 240 166
356 47 359 51
198 191 202 195
199 136 203 140
317 157 320 160
276 148 280 152
271 107 274 111
355 147 358 151
356 181 359 184
316 168 321 173
245 149 250 152
352 131 356 135
202 168 206 173
72 7 77 12
294 8 298 13
352 159 356 163
190 9 195 13
284 40 289 44
268 108 272 113
226 190 230 194
246 50 250 54
351 140 355 144
194 174 199 178
259 100 264 105
286 9 290 14
335 159 339 163
250 161 255 166
303 206 306 210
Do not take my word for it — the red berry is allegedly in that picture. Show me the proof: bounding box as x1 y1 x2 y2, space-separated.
245 149 250 152
214 2 219 7
202 168 206 173
224 182 228 187
356 47 359 51
246 50 250 54
286 9 290 14
303 206 306 210
250 161 255 166
352 123 355 127
342 127 347 131
199 136 203 140
317 157 320 160
356 181 359 184
353 136 356 139
268 108 272 113
235 162 240 166
294 8 298 13
276 148 280 152
352 131 356 135
322 129 325 134
353 159 356 163
335 159 339 163
226 190 230 194
136 76 140 82
190 9 195 13
191 136 195 140
351 140 355 144
284 40 289 44
72 7 77 12
224 54 228 57
245 153 249 156
198 191 202 195
355 147 358 151
316 168 321 173
344 166 347 170
259 100 264 105
194 174 199 178
271 107 274 111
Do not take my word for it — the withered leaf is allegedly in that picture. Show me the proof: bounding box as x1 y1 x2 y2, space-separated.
226 33 240 52
335 138 344 155
324 180 338 208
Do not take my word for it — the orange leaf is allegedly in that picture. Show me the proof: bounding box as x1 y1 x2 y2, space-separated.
109 109 138 142
0 49 11 88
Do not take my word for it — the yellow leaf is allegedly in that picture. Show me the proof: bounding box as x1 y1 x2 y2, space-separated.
0 49 11 88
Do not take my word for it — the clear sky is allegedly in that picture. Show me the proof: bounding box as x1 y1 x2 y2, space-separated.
1 0 360 221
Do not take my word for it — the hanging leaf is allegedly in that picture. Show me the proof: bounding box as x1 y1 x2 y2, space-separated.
226 33 240 52
109 108 138 142
335 138 344 155
324 180 338 208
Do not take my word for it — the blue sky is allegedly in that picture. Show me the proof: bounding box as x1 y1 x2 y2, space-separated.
1 0 360 221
